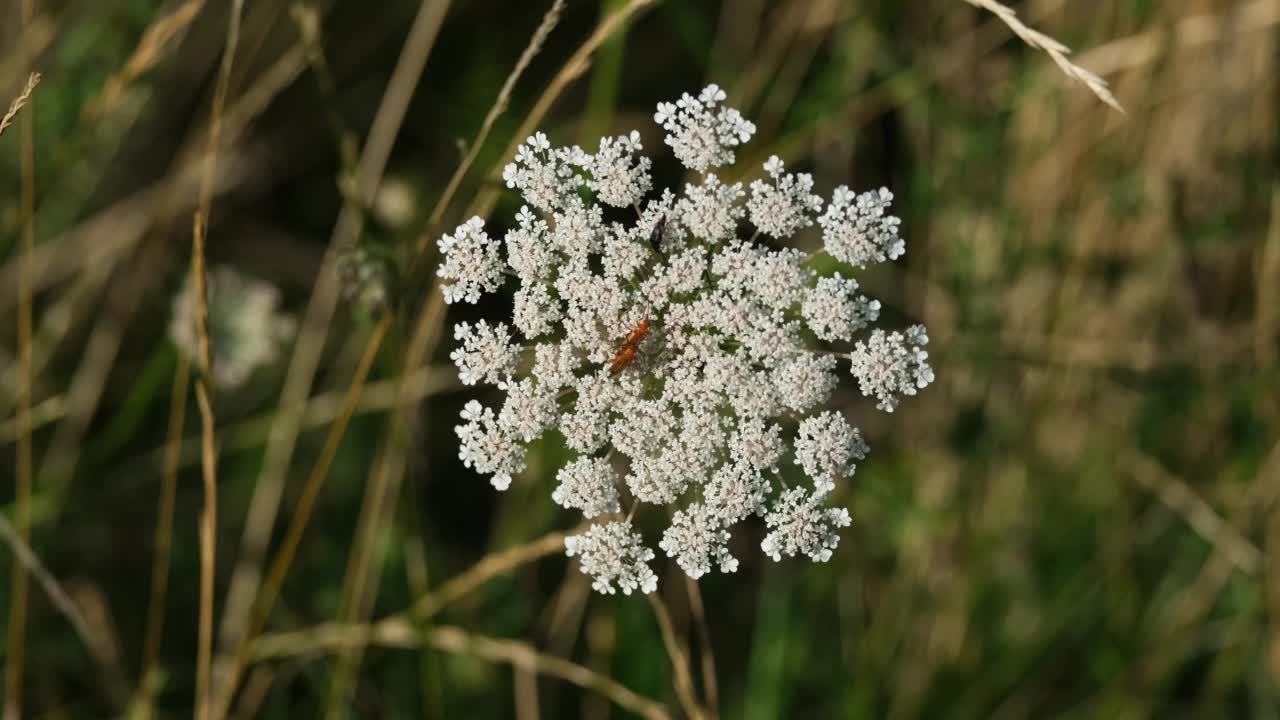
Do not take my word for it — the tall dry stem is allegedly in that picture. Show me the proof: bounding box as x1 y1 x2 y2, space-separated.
0 514 94 663
253 623 671 720
192 2 246 718
209 317 389 720
3 10 38 718
211 4 448 707
685 577 719 717
0 71 40 138
464 0 657 220
210 2 451 715
138 351 191 700
424 0 566 232
961 0 1124 112
647 593 705 720
84 0 204 120
645 591 706 712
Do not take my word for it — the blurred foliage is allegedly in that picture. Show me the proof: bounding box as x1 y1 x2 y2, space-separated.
1 0 1278 717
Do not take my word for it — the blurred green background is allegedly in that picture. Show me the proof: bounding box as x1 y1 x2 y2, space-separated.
1 0 1278 717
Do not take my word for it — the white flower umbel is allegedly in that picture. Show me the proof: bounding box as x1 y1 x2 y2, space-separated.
441 85 935 594
761 487 852 562
848 325 935 413
654 84 756 173
705 461 769 524
819 186 904 268
437 217 505 304
552 457 621 518
502 132 583 213
794 411 869 494
747 156 823 238
455 400 524 491
564 521 658 595
577 131 652 208
451 320 520 386
659 504 738 579
802 274 880 342
170 265 295 390
678 174 745 242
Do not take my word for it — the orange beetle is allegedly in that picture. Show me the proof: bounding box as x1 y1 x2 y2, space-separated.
609 344 639 374
620 317 651 348
609 317 651 374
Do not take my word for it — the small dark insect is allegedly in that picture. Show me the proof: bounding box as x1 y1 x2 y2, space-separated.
647 215 667 252
609 317 651 374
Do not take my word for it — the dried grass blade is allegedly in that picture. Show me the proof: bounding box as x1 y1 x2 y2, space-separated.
0 71 40 138
962 0 1124 112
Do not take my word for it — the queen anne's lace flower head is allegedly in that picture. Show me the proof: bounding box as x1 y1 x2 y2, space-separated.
442 85 935 594
654 84 756 172
552 457 621 518
761 487 852 562
747 156 823 238
450 320 519 386
576 131 652 208
819 186 904 268
794 411 869 494
564 521 658 595
170 265 295 389
437 217 504 304
848 325 935 412
659 504 737 579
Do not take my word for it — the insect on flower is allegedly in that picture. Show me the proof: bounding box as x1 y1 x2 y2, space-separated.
609 317 651 374
442 84 935 594
647 214 667 252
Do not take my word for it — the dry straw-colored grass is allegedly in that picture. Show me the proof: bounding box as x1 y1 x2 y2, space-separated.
206 0 456 712
0 514 93 662
686 575 720 717
318 9 461 710
83 0 203 120
0 2 659 716
191 1 247 718
241 527 679 719
3 17 38 718
251 526 575 659
647 593 707 720
0 71 40 138
199 0 658 715
962 0 1124 112
252 623 672 720
208 0 456 702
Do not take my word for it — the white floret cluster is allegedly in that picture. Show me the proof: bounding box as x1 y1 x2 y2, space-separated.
439 85 934 594
170 265 296 389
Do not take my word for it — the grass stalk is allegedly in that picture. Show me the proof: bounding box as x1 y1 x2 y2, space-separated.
192 2 246 718
137 351 190 703
0 514 94 663
3 14 38 718
0 71 40 138
961 0 1124 112
211 316 390 720
422 0 566 236
211 3 449 708
464 0 658 220
646 593 704 720
685 577 719 718
258 623 672 720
